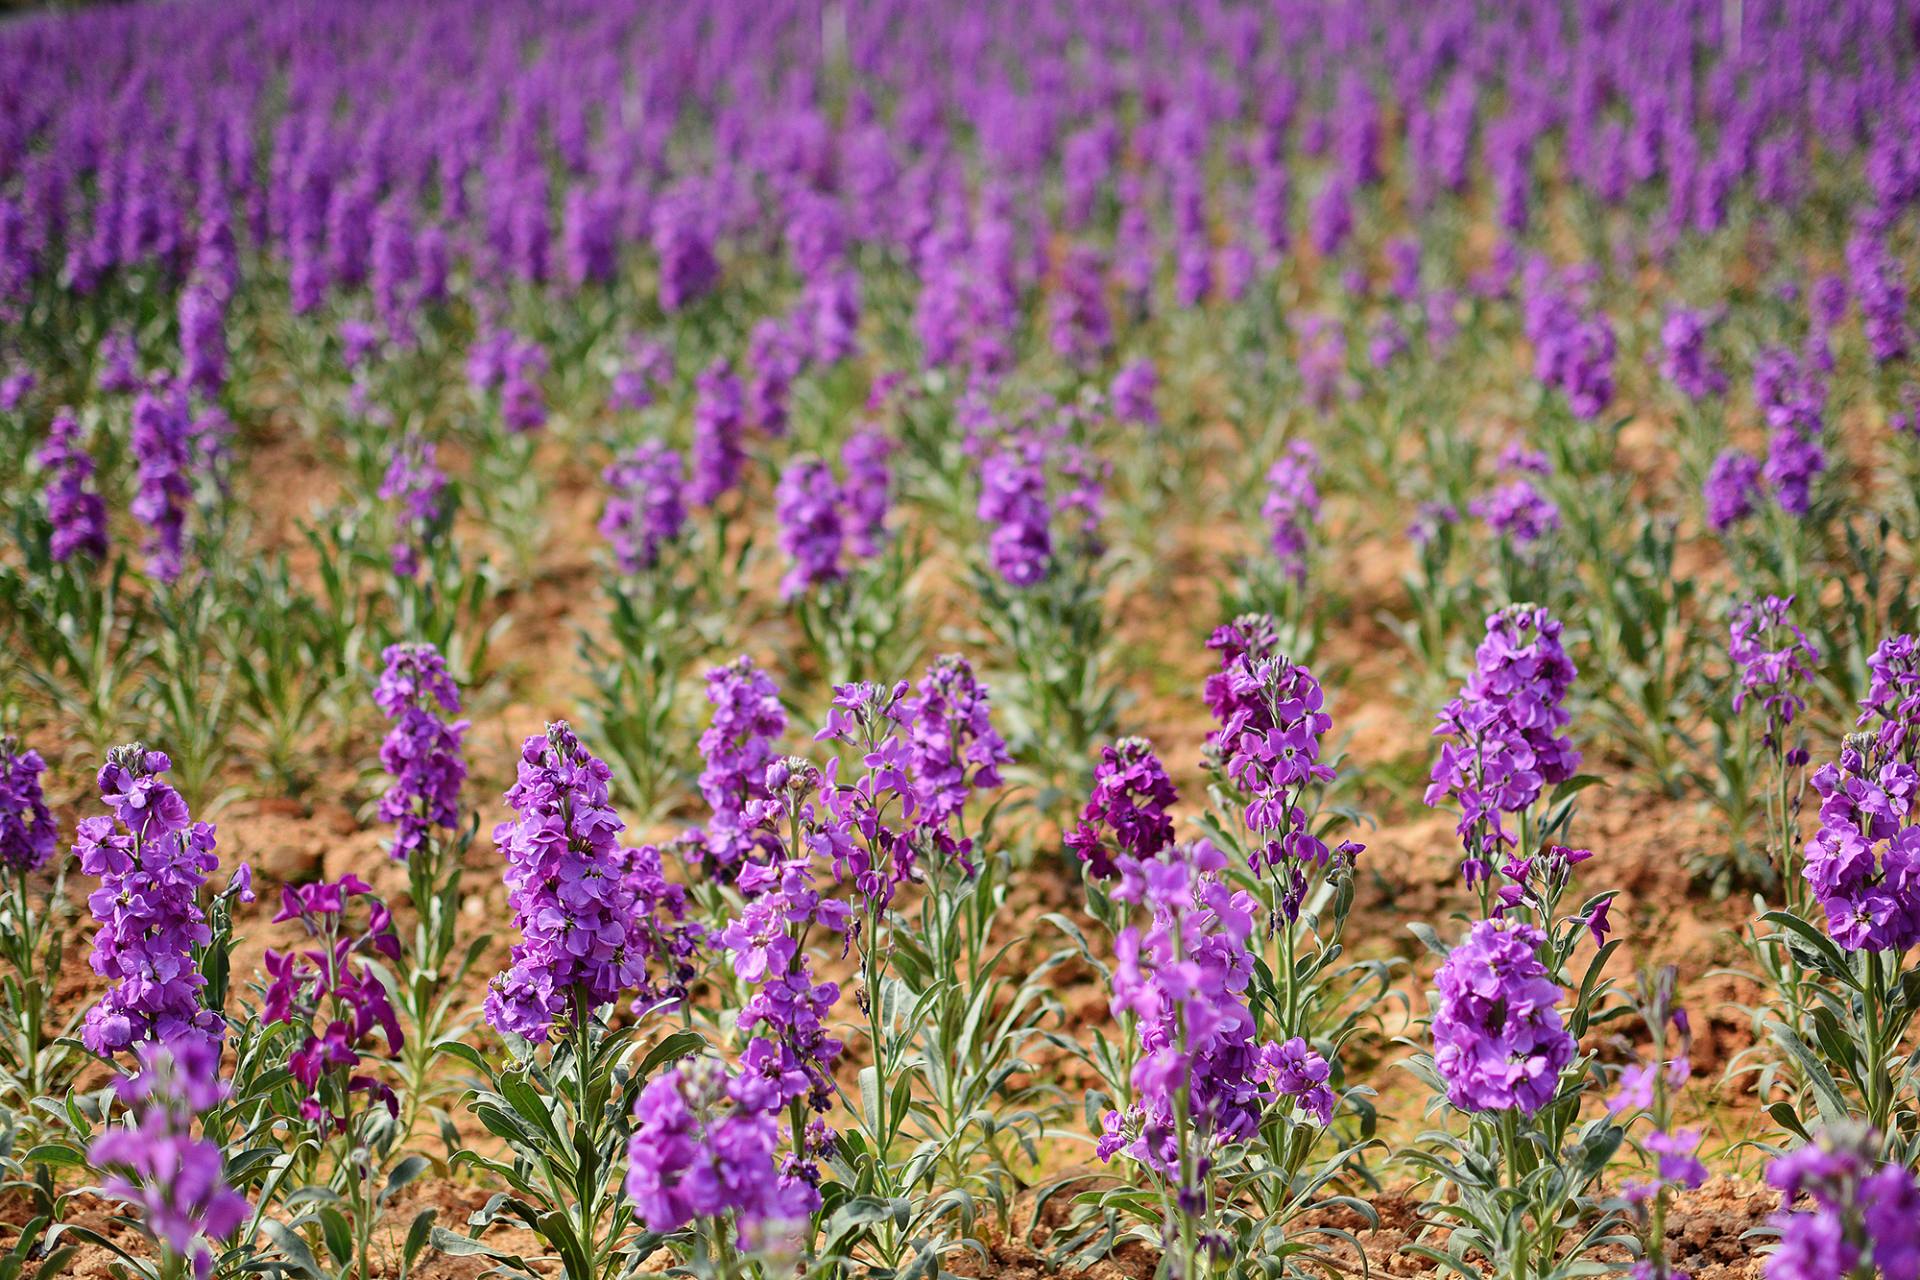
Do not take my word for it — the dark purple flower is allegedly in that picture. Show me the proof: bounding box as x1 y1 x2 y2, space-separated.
374 644 468 865
600 441 687 574
1432 918 1574 1114
37 409 109 562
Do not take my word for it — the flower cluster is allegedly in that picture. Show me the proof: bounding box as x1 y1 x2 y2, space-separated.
0 736 57 874
1214 653 1339 889
1109 359 1159 427
774 456 847 599
130 375 196 584
839 427 894 559
1098 841 1332 1187
88 1035 249 1276
37 409 109 562
1754 347 1827 517
1431 918 1575 1115
898 654 1009 863
374 643 468 863
485 722 660 1043
76 746 226 1056
625 1058 813 1237
1658 307 1727 401
693 658 788 877
1765 1126 1920 1280
1728 596 1820 762
1261 441 1321 584
977 435 1053 588
263 875 404 1133
379 432 448 579
1703 449 1763 532
1067 737 1179 880
690 360 746 506
1426 605 1580 880
600 441 687 575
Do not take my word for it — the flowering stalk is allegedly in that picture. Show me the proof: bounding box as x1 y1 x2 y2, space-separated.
1763 1124 1920 1279
0 735 80 1114
1607 968 1703 1280
373 643 474 1147
262 876 404 1280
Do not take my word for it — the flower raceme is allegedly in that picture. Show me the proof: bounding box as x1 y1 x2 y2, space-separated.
1431 918 1576 1116
1097 840 1335 1186
1427 604 1580 882
0 735 57 874
75 746 228 1057
1728 595 1821 763
374 643 468 863
88 1034 249 1279
263 874 404 1132
485 721 689 1044
1068 737 1179 880
1764 1126 1920 1280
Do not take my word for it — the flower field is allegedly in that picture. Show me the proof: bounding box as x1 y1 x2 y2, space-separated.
3 1 1920 1277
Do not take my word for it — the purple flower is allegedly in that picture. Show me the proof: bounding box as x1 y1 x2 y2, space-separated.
693 658 787 877
977 437 1053 588
1262 441 1321 584
1471 478 1561 552
88 1035 248 1275
1099 840 1326 1192
178 278 226 398
600 441 687 574
1846 224 1910 366
98 330 140 394
374 644 468 865
1431 918 1574 1115
1728 596 1820 760
37 409 109 562
1660 308 1728 401
1050 243 1112 368
379 433 448 580
0 736 56 874
653 184 720 313
690 360 746 506
609 338 673 413
1765 1127 1920 1280
1426 606 1580 879
1755 346 1827 517
264 874 404 1133
1067 738 1179 880
899 654 1009 862
774 457 846 599
1109 359 1159 428
1704 449 1763 532
839 428 894 559
485 723 667 1044
130 375 195 584
625 1060 814 1237
75 746 226 1056
748 318 803 437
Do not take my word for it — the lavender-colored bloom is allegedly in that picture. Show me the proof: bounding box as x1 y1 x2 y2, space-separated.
652 185 720 313
500 338 549 434
178 279 226 398
774 456 846 599
748 317 803 437
485 723 654 1044
1426 606 1581 879
694 658 786 876
1728 596 1820 760
374 644 468 865
130 376 195 584
899 654 1008 860
38 409 109 562
1765 1126 1920 1280
1847 224 1910 366
98 330 140 395
1704 449 1763 532
0 368 34 413
75 746 225 1056
1755 346 1827 516
839 428 894 559
609 338 673 413
626 1060 813 1236
690 360 746 506
1262 441 1320 583
88 1035 248 1275
1050 243 1112 368
379 433 447 580
1432 918 1574 1115
977 437 1052 588
1109 359 1158 427
1660 308 1727 401
601 441 687 575
0 737 56 874
1099 840 1327 1189
1471 477 1561 552
1308 179 1352 258
1066 737 1178 880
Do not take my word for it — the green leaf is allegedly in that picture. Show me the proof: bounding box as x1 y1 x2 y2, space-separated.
260 1219 326 1280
